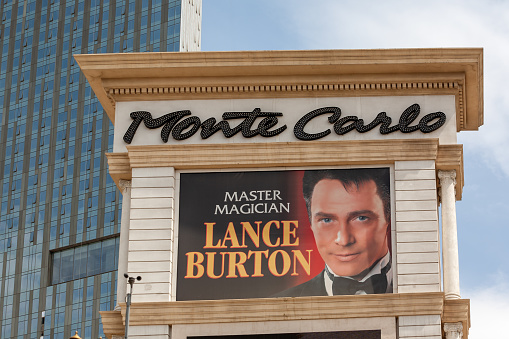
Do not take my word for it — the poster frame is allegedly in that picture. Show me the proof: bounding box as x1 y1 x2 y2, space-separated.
170 317 397 339
172 164 396 301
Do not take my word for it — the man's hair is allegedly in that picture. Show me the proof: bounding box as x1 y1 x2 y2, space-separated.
302 168 391 223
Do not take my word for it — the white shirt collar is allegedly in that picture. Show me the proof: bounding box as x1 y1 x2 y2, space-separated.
324 251 392 296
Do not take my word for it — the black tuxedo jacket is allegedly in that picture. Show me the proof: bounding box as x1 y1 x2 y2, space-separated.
273 271 327 297
273 269 393 297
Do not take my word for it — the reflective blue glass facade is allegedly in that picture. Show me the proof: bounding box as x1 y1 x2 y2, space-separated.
0 1 199 337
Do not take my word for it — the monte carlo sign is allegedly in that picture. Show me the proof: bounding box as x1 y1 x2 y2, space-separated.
116 95 457 150
76 49 482 339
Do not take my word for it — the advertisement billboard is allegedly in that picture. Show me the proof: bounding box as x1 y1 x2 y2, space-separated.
177 168 392 300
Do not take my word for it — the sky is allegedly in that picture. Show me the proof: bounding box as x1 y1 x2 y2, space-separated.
201 1 509 337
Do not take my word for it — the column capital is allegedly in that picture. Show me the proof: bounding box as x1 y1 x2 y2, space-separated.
438 170 456 184
444 322 463 339
119 179 132 193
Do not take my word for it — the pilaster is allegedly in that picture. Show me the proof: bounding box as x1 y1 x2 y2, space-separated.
438 170 460 300
444 322 463 339
116 179 132 310
127 167 175 302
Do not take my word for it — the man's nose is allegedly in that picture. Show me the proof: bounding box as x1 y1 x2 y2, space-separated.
334 224 355 246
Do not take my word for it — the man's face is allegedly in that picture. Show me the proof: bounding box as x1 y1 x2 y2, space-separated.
310 179 389 278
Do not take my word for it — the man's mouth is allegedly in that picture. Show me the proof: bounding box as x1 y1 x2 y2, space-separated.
332 253 360 262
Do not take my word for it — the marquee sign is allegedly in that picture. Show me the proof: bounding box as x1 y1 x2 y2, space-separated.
76 48 481 339
124 104 446 143
177 167 392 301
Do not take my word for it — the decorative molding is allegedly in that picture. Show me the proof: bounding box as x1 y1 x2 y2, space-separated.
126 139 439 168
75 48 483 131
106 139 464 199
437 144 463 200
106 153 130 191
444 322 464 339
100 294 470 339
443 298 470 323
438 170 458 201
438 170 457 188
106 81 459 97
104 81 462 129
106 80 463 130
120 292 443 325
100 310 124 339
118 179 131 193
443 299 470 338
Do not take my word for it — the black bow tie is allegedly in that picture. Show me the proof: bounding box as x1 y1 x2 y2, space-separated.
325 261 391 295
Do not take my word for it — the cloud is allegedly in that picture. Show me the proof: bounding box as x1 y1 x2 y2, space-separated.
283 0 509 176
464 272 509 338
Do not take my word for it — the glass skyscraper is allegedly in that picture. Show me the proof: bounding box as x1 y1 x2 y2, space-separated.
0 1 201 338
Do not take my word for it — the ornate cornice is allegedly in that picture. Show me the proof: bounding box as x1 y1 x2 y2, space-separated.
443 299 470 338
100 293 469 339
105 138 464 199
106 80 460 98
104 80 464 130
75 48 483 131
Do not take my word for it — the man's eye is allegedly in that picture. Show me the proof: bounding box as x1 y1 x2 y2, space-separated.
357 216 369 221
320 218 333 223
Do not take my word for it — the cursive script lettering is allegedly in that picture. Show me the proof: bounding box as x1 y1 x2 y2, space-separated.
123 108 287 144
293 104 446 140
123 104 446 143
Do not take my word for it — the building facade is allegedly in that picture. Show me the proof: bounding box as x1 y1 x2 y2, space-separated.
78 49 482 339
0 1 201 338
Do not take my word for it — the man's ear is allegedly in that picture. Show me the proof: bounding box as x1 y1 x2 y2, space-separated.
385 221 391 249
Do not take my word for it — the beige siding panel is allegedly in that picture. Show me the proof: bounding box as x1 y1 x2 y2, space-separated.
128 250 172 262
129 239 173 251
132 176 175 188
395 169 436 181
131 197 174 209
396 211 438 222
397 231 438 242
398 274 441 285
128 261 172 273
398 324 441 337
395 179 436 191
396 221 438 233
398 284 441 293
394 162 440 296
395 190 436 201
396 200 437 211
130 229 172 240
397 242 438 253
131 187 175 199
398 263 440 274
132 167 175 178
397 252 439 264
131 293 170 303
395 160 435 171
131 208 173 220
130 219 173 230
134 282 171 294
